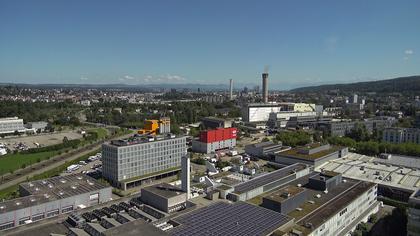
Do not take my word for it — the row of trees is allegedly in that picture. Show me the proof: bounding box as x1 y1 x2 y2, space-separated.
327 136 420 157
275 131 312 147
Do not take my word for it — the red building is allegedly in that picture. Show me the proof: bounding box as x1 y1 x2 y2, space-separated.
193 128 237 154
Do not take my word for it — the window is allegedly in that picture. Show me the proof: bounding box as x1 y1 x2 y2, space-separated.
339 208 347 216
46 209 59 218
31 213 45 222
62 205 74 213
0 221 14 230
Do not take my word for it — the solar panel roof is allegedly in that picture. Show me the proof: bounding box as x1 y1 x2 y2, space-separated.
169 202 292 236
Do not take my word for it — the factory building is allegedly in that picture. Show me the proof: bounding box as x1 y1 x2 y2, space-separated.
0 117 25 134
102 134 187 190
226 163 311 202
383 127 420 145
191 127 237 154
0 174 112 231
408 189 420 236
275 144 348 168
201 117 232 129
242 103 319 123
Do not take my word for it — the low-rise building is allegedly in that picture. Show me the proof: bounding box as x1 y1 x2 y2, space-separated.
0 174 112 231
275 144 348 168
0 117 25 134
244 141 287 158
140 183 187 213
226 163 311 202
383 127 420 144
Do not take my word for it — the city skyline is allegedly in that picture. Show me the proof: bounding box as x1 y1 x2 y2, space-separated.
0 0 419 89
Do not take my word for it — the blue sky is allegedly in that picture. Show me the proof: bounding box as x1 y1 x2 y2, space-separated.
0 0 419 89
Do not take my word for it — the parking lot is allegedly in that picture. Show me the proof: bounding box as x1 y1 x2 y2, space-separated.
0 131 83 151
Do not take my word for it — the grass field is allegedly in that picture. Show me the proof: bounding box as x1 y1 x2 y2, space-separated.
0 150 60 176
0 149 101 200
0 128 109 176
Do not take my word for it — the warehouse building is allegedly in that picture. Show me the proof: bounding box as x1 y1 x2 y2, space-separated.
140 183 187 213
226 163 311 202
102 134 187 190
275 143 348 168
267 110 329 129
0 174 112 231
191 127 237 154
0 117 25 134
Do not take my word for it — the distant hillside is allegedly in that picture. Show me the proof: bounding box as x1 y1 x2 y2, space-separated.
290 75 420 93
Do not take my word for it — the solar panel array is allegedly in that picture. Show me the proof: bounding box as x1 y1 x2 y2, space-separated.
234 163 306 194
169 202 292 236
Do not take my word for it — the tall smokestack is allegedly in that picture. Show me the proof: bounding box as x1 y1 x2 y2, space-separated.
229 79 233 100
262 72 268 103
181 155 191 200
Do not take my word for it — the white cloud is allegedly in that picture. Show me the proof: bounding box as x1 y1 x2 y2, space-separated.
124 75 134 80
139 74 187 83
405 49 414 55
80 76 88 81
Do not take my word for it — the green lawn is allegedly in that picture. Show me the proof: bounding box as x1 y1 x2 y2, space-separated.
91 128 108 139
0 151 60 176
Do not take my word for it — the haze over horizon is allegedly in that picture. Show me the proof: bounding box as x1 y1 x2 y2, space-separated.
1 0 419 90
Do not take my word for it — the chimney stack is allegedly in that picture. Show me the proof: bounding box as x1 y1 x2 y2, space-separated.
229 79 233 100
181 155 191 200
262 72 268 103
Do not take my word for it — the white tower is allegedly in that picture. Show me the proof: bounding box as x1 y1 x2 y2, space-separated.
181 155 191 199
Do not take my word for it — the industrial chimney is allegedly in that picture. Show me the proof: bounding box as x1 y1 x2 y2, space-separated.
229 79 233 100
181 155 191 200
262 72 268 103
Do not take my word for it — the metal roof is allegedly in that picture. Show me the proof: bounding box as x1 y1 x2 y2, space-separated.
233 163 307 194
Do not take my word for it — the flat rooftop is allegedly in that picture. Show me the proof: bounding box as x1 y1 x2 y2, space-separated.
109 134 183 147
168 202 293 236
20 173 109 198
143 183 186 199
233 163 308 194
278 145 343 161
296 180 375 234
1 174 110 214
102 219 166 236
316 152 420 191
264 185 305 203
